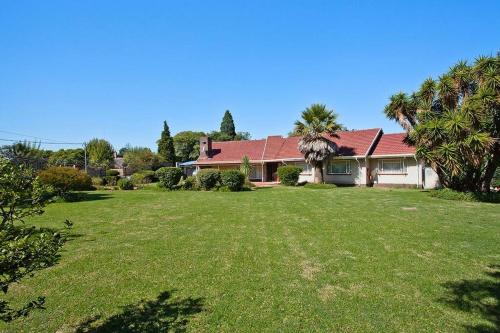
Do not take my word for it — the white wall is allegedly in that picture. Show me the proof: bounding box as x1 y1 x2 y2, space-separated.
323 159 367 185
370 157 420 187
423 166 440 189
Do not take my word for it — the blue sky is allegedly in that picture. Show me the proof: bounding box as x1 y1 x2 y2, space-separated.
1 1 499 151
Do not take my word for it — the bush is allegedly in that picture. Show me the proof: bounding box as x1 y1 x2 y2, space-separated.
131 170 156 185
38 167 92 196
429 188 500 203
103 175 119 186
180 176 197 190
92 177 104 186
196 169 221 190
105 169 120 177
155 167 183 190
277 165 302 186
304 183 337 189
220 170 245 191
117 178 134 190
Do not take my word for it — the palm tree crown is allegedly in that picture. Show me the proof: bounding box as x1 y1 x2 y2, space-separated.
293 104 343 183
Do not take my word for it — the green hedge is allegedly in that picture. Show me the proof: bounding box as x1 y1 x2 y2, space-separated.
155 167 183 190
105 169 120 177
277 165 302 186
196 169 221 190
429 188 500 203
117 178 134 190
221 170 245 191
38 167 93 195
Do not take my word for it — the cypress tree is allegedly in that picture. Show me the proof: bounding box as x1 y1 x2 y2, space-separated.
220 110 236 139
157 121 176 165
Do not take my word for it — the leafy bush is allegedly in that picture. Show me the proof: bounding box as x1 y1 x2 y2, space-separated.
92 177 104 186
196 169 221 190
429 188 500 203
155 167 183 190
131 170 156 185
103 175 119 186
117 178 134 190
304 183 337 189
105 169 120 177
220 170 245 191
277 166 302 186
180 176 197 190
38 167 92 196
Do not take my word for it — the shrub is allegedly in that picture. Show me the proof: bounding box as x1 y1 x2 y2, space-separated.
38 167 92 196
155 167 183 190
105 169 120 177
220 170 245 191
196 169 221 190
304 183 337 189
277 165 302 186
131 170 156 184
103 175 119 186
117 178 134 190
92 177 104 186
429 188 500 203
181 176 197 190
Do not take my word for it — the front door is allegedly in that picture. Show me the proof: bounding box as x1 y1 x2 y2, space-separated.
266 162 280 181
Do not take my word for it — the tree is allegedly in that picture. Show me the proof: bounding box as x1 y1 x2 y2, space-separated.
207 131 251 142
384 54 499 192
220 110 236 139
123 147 159 173
293 104 343 183
0 157 70 321
0 141 50 170
118 143 132 157
173 131 206 162
86 139 114 170
157 121 175 165
240 155 252 181
48 148 85 169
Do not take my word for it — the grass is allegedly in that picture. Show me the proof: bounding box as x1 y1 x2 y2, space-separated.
1 187 499 332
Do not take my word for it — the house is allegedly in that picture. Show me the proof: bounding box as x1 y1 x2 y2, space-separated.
194 128 440 188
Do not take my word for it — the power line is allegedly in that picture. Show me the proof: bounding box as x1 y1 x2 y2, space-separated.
0 129 57 142
0 138 84 145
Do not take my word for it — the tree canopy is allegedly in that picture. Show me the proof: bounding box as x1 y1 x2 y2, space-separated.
173 131 206 162
86 138 114 170
157 121 176 165
220 110 236 139
384 54 499 192
293 104 343 183
123 147 159 173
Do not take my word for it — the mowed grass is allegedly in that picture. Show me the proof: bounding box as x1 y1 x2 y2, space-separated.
1 187 499 332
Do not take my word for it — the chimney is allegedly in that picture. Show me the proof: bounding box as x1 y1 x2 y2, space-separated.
199 136 212 159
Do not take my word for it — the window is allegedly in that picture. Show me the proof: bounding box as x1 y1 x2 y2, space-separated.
249 165 262 180
327 160 351 174
378 159 406 174
294 162 312 174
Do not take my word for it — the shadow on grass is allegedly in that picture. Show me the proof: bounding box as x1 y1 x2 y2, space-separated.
440 264 500 333
75 290 204 333
62 192 113 202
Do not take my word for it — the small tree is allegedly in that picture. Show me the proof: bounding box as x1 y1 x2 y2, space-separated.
240 155 252 180
123 147 157 174
86 138 114 171
173 131 206 162
157 121 176 165
0 157 70 321
220 110 236 139
293 104 343 183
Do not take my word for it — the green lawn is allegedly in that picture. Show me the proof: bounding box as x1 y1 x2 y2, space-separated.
1 187 499 332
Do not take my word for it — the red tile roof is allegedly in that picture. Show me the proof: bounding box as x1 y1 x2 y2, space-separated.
371 133 415 156
196 128 388 164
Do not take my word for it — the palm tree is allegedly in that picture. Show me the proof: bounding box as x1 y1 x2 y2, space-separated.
384 54 499 192
293 104 343 183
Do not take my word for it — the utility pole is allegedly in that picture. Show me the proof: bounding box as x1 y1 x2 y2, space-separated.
83 142 87 173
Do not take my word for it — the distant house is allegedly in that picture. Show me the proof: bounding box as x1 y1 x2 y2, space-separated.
194 128 439 188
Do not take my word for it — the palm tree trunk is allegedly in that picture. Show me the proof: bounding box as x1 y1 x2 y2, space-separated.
480 147 499 192
314 163 323 183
